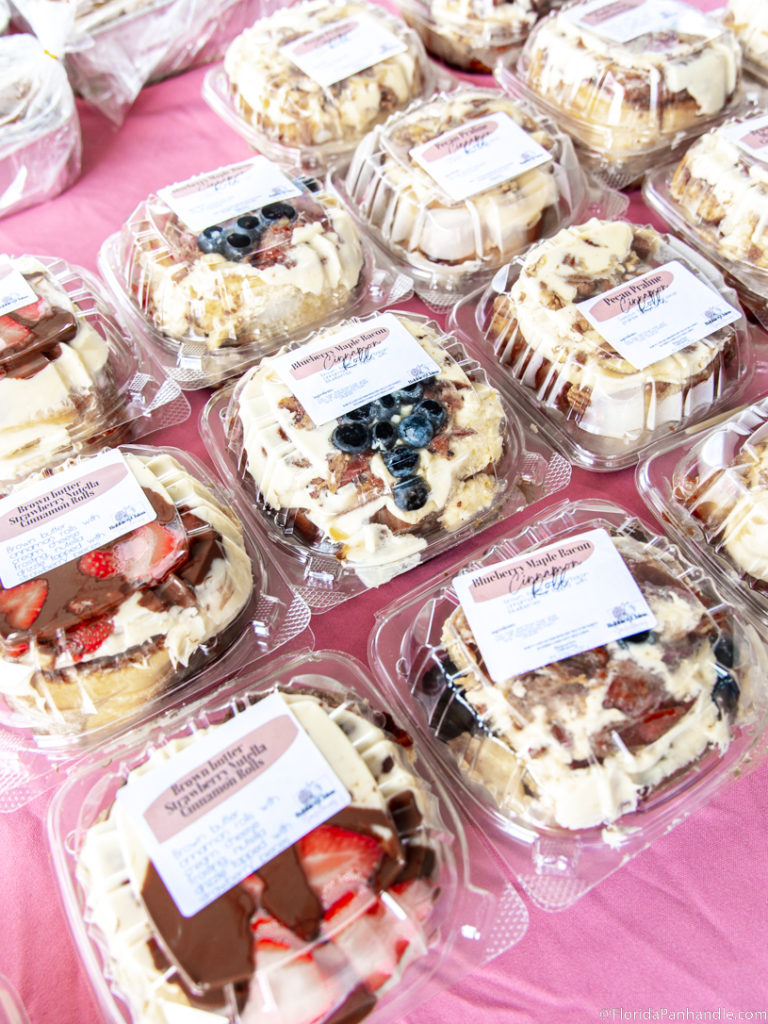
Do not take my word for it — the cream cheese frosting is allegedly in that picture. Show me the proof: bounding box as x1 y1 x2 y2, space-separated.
422 532 739 831
724 0 768 79
223 0 429 159
125 186 364 354
344 89 567 293
231 314 506 581
0 450 253 734
76 687 442 1024
485 218 742 454
669 123 768 270
518 0 740 161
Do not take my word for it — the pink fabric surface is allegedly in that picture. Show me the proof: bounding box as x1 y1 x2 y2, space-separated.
2 2 768 1019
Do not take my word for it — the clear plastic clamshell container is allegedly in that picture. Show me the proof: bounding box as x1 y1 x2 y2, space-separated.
0 254 190 491
642 110 768 331
97 160 410 390
450 218 753 472
368 498 768 910
637 394 768 629
0 443 311 798
502 0 745 189
724 0 768 87
200 309 571 611
48 649 530 1024
202 0 439 174
58 0 263 125
0 35 81 219
340 86 627 309
397 0 565 74
0 0 9 33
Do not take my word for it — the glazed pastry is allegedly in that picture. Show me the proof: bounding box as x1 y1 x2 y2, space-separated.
417 531 740 830
724 0 768 83
0 450 253 733
77 687 443 1024
230 312 507 578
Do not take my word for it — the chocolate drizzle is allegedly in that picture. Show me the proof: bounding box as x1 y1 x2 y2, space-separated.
0 293 78 380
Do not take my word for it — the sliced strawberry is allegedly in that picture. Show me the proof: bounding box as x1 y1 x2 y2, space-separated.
78 549 118 579
65 616 114 661
0 314 31 352
297 825 382 908
0 579 48 631
3 640 28 658
12 296 49 324
112 520 188 586
328 894 423 994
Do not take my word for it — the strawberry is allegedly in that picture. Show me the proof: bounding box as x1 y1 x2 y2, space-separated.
0 315 31 352
297 825 382 907
112 520 188 586
65 617 114 660
0 579 48 631
78 549 118 579
11 297 49 323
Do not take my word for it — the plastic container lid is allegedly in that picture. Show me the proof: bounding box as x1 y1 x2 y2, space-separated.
0 254 189 490
97 159 407 390
397 0 565 73
203 0 438 173
449 217 753 472
0 443 310 759
637 394 768 628
48 649 529 1024
724 0 768 87
368 497 768 908
0 35 81 218
200 308 571 610
505 0 744 189
341 85 627 309
642 110 768 331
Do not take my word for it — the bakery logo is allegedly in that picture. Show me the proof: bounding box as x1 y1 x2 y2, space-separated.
579 0 645 27
0 463 128 536
586 269 673 322
291 19 356 54
295 779 340 818
703 305 734 327
606 602 646 630
468 538 594 601
145 716 297 841
288 326 389 378
419 120 498 161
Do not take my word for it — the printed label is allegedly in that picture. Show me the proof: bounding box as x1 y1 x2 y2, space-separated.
116 692 351 918
409 113 552 203
452 528 657 683
280 14 407 88
273 312 440 426
0 450 157 590
724 112 768 162
158 157 302 234
0 258 37 316
566 0 708 43
576 259 740 370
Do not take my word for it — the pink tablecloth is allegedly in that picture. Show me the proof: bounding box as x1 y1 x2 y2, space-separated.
2 4 768 1020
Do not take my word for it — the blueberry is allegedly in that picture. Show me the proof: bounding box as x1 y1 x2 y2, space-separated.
237 215 260 230
622 630 653 645
391 382 424 404
262 201 297 221
371 420 398 452
331 421 371 454
414 398 446 431
342 403 377 425
197 224 225 253
398 412 435 449
383 447 420 477
712 666 740 717
300 176 321 193
393 475 430 511
221 231 254 262
714 634 735 668
373 394 398 418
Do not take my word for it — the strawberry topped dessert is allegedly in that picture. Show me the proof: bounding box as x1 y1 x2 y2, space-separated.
76 687 444 1024
0 449 253 735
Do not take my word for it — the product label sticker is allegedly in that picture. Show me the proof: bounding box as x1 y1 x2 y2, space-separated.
281 14 407 88
0 257 37 316
158 157 302 234
724 112 768 162
452 528 657 683
409 113 552 203
576 259 740 370
116 691 351 918
567 0 709 43
0 450 157 590
273 312 440 426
